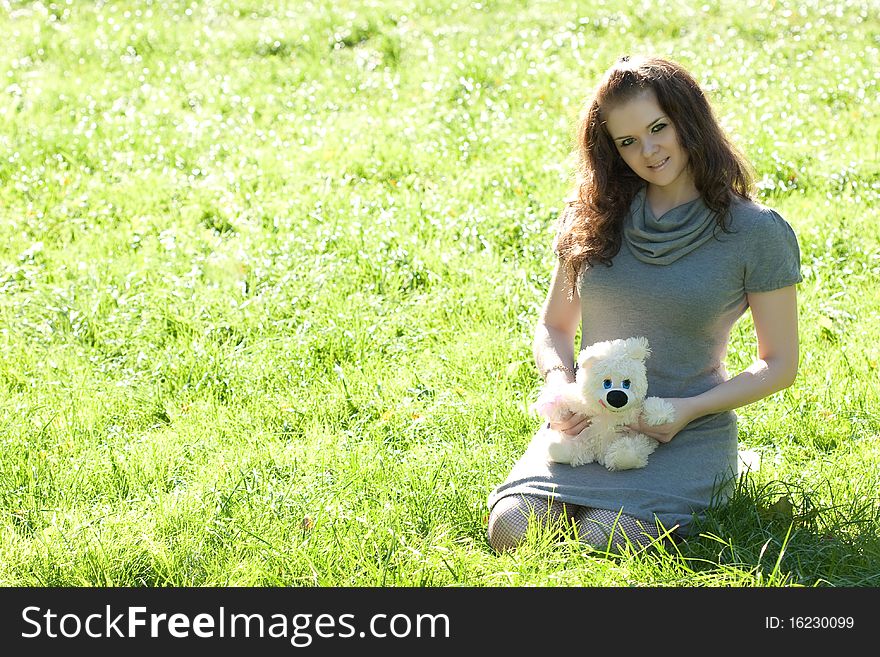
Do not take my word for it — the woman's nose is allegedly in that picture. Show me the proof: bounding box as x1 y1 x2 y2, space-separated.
642 138 658 158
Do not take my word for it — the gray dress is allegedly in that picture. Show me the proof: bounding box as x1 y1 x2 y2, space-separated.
487 186 802 535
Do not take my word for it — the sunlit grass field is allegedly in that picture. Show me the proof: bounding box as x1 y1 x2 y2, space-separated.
0 0 878 586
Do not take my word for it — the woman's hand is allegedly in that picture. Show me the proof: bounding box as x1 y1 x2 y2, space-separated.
627 398 699 443
550 410 591 436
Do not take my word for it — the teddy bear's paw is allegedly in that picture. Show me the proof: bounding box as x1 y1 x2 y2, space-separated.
603 451 645 471
603 435 658 471
546 437 575 464
569 450 596 467
532 427 565 463
531 384 583 421
642 397 676 426
530 394 561 419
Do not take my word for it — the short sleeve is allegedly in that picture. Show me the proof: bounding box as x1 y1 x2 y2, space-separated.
743 208 803 293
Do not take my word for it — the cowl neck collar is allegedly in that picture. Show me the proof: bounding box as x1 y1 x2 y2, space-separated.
623 186 717 265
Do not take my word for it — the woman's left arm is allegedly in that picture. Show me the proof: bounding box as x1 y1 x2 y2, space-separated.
634 284 799 443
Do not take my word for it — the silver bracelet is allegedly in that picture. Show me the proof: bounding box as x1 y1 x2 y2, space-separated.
542 364 575 380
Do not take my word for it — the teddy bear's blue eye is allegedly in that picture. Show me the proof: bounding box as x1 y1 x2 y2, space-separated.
622 380 631 389
603 379 612 389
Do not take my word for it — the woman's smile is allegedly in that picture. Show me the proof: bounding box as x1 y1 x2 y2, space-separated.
647 157 670 171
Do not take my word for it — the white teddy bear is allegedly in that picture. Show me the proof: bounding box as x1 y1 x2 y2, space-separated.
531 336 675 471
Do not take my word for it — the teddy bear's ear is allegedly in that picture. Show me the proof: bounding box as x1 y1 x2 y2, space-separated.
576 350 596 370
625 336 651 361
577 340 609 369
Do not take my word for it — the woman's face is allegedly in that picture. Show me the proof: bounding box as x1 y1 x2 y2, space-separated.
604 89 693 194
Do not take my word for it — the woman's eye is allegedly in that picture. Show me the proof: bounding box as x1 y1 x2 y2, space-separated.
651 123 667 133
622 380 631 389
619 138 635 147
603 379 612 389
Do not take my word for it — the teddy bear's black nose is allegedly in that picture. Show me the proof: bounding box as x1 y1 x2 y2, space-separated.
606 390 629 408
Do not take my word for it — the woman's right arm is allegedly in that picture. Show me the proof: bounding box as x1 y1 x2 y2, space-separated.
533 259 591 435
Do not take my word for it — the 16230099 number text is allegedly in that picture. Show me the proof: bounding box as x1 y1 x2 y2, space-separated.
790 617 854 629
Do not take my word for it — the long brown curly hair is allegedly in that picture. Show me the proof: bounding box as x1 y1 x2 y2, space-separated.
555 55 755 294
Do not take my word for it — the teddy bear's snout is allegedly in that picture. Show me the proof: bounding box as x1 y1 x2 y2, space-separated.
605 390 630 409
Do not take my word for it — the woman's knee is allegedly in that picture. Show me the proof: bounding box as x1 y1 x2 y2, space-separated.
572 507 663 551
486 494 570 553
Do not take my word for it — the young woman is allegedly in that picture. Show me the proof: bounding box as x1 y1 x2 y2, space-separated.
487 55 802 553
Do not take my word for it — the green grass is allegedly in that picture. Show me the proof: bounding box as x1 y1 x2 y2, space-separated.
0 0 878 587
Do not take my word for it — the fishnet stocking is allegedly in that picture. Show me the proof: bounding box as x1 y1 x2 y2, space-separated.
487 494 663 553
571 506 662 551
487 494 572 553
